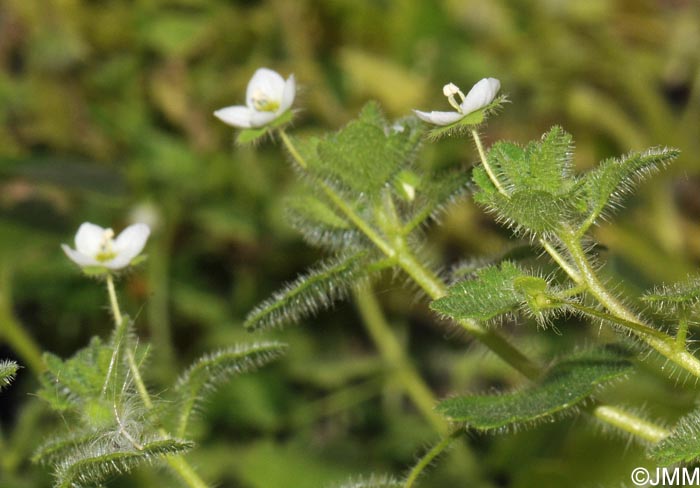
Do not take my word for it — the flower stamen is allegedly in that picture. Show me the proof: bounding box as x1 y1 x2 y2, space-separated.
443 83 466 113
96 229 117 262
251 89 280 112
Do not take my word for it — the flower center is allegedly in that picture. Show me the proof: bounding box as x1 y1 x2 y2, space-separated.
95 228 117 262
443 83 466 113
251 89 280 112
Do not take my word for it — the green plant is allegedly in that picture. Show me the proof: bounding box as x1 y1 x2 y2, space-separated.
33 225 286 488
227 72 700 486
0 360 18 392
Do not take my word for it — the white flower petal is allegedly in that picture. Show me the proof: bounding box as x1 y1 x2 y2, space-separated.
246 68 285 107
74 222 107 256
413 109 463 126
278 74 296 113
103 254 133 270
62 244 100 268
460 77 500 115
214 106 253 128
113 223 150 264
250 110 278 128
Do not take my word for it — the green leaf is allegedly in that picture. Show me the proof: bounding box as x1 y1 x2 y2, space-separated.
472 127 583 235
437 347 632 431
0 360 18 391
431 262 528 322
430 262 559 325
37 338 113 411
327 475 402 488
173 341 287 437
475 189 582 235
649 409 700 465
235 111 294 145
583 147 679 223
285 190 363 251
642 275 700 314
244 252 379 330
309 102 423 197
54 436 194 488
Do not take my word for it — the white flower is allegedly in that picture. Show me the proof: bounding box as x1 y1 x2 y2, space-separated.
62 222 151 270
214 68 295 129
413 78 500 126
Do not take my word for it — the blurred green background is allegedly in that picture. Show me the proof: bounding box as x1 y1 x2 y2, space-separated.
1 0 700 487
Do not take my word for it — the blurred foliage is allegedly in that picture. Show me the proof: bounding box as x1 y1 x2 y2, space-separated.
1 0 700 487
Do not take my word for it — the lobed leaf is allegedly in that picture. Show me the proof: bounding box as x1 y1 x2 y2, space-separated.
305 102 423 198
649 409 700 465
244 252 380 330
173 341 287 437
437 347 632 431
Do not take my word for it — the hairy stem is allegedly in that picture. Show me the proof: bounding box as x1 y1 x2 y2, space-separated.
404 430 461 488
105 275 209 488
354 286 446 434
592 405 669 443
558 227 700 377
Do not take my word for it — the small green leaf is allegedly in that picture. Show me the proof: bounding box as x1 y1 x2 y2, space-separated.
308 102 423 197
55 436 194 488
0 360 18 391
437 347 631 431
649 409 700 465
583 147 679 223
327 475 402 488
244 252 379 330
642 276 700 314
173 341 287 437
236 127 269 145
431 262 528 323
431 262 560 325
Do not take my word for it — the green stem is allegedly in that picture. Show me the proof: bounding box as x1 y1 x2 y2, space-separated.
471 129 506 194
592 405 669 443
353 286 446 434
404 430 461 488
558 228 700 377
105 275 209 488
0 264 44 374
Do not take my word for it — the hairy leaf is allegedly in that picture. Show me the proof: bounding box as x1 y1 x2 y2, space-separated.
327 474 402 488
472 127 583 235
0 360 18 391
54 436 193 488
583 147 679 223
306 102 423 197
431 262 559 325
244 252 380 330
285 191 365 251
649 409 700 465
431 262 529 322
437 347 631 431
642 276 700 314
37 337 113 411
173 341 287 436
